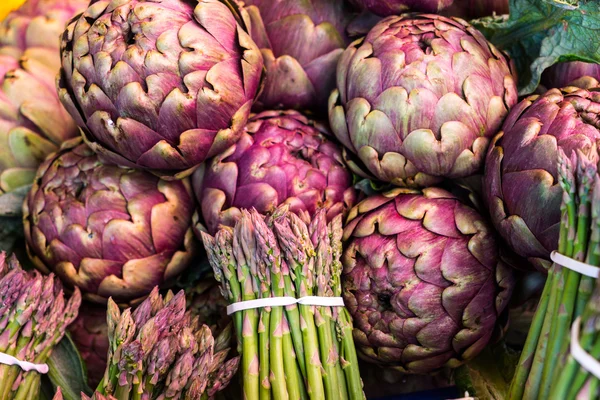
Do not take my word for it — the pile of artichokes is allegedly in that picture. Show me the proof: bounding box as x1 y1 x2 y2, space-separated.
3 0 600 398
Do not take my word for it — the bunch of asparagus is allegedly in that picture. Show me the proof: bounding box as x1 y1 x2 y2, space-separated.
551 273 600 399
0 252 81 400
94 287 240 399
202 207 365 400
509 149 600 399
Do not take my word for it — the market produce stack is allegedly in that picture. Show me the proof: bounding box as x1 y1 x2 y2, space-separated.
3 0 600 398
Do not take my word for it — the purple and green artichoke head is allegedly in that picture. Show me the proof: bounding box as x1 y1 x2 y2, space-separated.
342 187 514 374
348 0 454 16
239 0 352 113
0 0 87 199
483 87 600 271
541 61 600 90
443 0 509 19
329 14 518 188
57 0 265 180
23 138 198 306
193 110 357 235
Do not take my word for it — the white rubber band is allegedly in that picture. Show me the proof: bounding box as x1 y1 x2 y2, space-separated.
0 352 48 374
571 316 600 380
227 296 345 315
551 251 600 278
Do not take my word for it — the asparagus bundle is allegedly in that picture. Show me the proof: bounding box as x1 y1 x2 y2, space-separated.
509 149 600 399
551 273 600 399
202 207 365 400
94 287 240 399
0 252 81 400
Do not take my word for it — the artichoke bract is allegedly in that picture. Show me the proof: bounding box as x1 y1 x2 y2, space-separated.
58 0 264 180
483 87 600 270
542 61 600 90
348 0 454 16
0 0 87 199
23 138 197 305
342 188 514 374
240 0 352 113
329 14 518 187
193 110 357 235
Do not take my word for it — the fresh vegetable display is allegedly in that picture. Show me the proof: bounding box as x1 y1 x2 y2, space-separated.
57 0 264 179
0 251 81 399
342 188 515 373
4 0 600 399
193 110 357 235
203 207 365 399
328 13 518 187
483 87 600 271
23 138 197 305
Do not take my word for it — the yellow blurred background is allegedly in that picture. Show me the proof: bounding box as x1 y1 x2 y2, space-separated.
0 0 27 21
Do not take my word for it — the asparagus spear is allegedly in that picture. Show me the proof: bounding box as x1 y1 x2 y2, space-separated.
275 213 326 399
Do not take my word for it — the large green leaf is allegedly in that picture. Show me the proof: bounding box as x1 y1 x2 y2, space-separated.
46 334 92 400
474 0 600 94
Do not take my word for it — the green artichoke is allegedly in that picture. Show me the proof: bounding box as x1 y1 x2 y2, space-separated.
240 0 352 113
193 110 357 235
483 87 600 270
68 303 110 389
23 138 198 306
58 0 264 180
329 14 518 187
342 188 514 374
0 0 87 203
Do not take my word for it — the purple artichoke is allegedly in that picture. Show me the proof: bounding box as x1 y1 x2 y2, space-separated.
23 138 197 305
329 14 518 188
342 188 514 373
443 0 509 19
193 110 357 235
483 87 600 271
58 0 264 180
0 0 87 199
68 303 109 389
348 0 454 16
542 61 600 90
240 0 352 113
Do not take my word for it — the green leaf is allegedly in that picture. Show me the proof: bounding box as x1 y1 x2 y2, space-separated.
0 185 29 217
46 334 92 400
473 0 600 94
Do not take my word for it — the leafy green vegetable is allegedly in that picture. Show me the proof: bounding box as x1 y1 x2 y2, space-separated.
474 0 600 94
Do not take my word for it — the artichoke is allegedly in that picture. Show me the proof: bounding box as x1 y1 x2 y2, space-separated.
541 61 600 90
68 303 109 389
58 0 264 180
348 0 454 16
240 0 352 113
0 0 87 201
443 0 509 19
23 138 197 305
342 188 514 374
483 87 600 270
193 110 357 234
329 14 518 187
